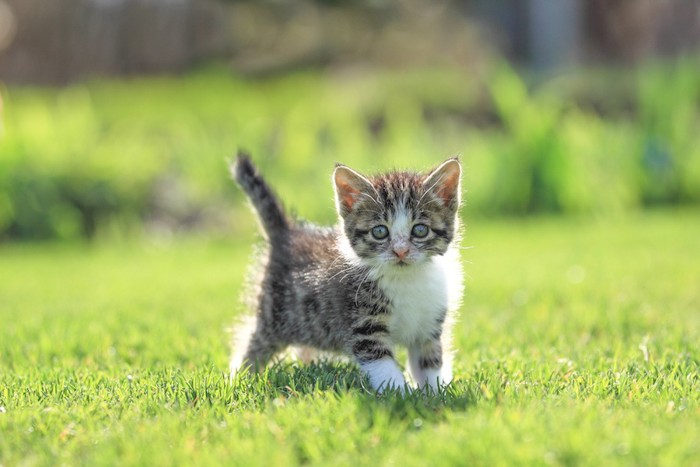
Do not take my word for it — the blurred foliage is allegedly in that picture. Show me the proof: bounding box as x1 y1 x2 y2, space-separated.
1 59 699 241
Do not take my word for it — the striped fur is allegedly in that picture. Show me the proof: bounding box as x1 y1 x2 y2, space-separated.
232 152 290 242
230 153 463 393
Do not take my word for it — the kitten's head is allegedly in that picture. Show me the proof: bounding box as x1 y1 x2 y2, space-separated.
333 158 461 269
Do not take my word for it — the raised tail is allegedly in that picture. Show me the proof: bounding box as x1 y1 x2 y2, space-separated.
230 151 290 241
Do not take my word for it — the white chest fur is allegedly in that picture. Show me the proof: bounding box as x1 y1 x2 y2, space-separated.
377 249 462 347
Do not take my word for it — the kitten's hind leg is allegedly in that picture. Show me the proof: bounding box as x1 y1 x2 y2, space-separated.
291 346 319 364
229 316 280 376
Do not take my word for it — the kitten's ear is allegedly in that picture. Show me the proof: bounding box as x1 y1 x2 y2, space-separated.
423 158 462 209
333 164 374 215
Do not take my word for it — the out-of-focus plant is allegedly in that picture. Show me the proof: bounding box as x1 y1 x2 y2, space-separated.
635 57 700 205
487 63 570 214
1 60 699 241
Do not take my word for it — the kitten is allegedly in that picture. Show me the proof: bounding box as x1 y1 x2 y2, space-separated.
229 151 463 393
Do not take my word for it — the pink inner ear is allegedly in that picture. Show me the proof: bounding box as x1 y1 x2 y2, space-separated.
436 173 459 205
338 182 360 211
426 160 460 206
335 167 371 212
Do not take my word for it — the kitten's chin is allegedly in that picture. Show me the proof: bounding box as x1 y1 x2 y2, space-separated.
396 257 422 267
386 256 425 269
361 256 427 274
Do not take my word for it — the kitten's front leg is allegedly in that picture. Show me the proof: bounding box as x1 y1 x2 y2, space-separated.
359 356 406 393
352 333 406 393
408 340 450 391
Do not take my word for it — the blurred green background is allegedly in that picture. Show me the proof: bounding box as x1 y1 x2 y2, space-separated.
0 0 699 241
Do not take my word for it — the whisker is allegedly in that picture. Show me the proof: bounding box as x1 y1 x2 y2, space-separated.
351 209 384 217
328 260 362 282
354 267 374 306
359 192 382 209
418 172 448 207
328 254 347 269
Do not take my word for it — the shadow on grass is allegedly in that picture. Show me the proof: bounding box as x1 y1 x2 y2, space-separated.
229 360 480 420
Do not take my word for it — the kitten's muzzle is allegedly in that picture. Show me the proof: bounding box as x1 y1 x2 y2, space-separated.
392 245 410 260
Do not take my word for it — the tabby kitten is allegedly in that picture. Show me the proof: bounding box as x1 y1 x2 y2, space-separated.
230 152 463 392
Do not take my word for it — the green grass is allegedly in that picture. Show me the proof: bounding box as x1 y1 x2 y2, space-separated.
1 209 699 465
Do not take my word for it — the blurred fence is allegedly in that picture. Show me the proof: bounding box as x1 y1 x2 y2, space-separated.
0 0 232 83
1 0 700 83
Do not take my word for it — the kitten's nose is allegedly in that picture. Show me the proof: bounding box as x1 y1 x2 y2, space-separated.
393 245 410 260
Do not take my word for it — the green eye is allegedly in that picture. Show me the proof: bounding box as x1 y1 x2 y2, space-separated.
411 224 429 238
371 225 389 240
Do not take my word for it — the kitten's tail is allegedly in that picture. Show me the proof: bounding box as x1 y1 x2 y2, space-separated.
230 151 290 241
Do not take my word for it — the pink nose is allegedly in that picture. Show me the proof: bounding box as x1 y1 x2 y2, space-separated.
393 245 409 260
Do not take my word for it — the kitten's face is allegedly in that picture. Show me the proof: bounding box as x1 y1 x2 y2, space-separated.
334 159 461 269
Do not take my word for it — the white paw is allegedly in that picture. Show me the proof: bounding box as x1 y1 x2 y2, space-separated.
418 368 445 391
408 350 452 391
408 363 452 391
360 357 407 393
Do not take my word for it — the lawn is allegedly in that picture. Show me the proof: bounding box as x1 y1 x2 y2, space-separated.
1 208 698 465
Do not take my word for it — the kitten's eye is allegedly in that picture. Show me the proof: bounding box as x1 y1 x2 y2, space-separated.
371 225 389 240
411 224 429 238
